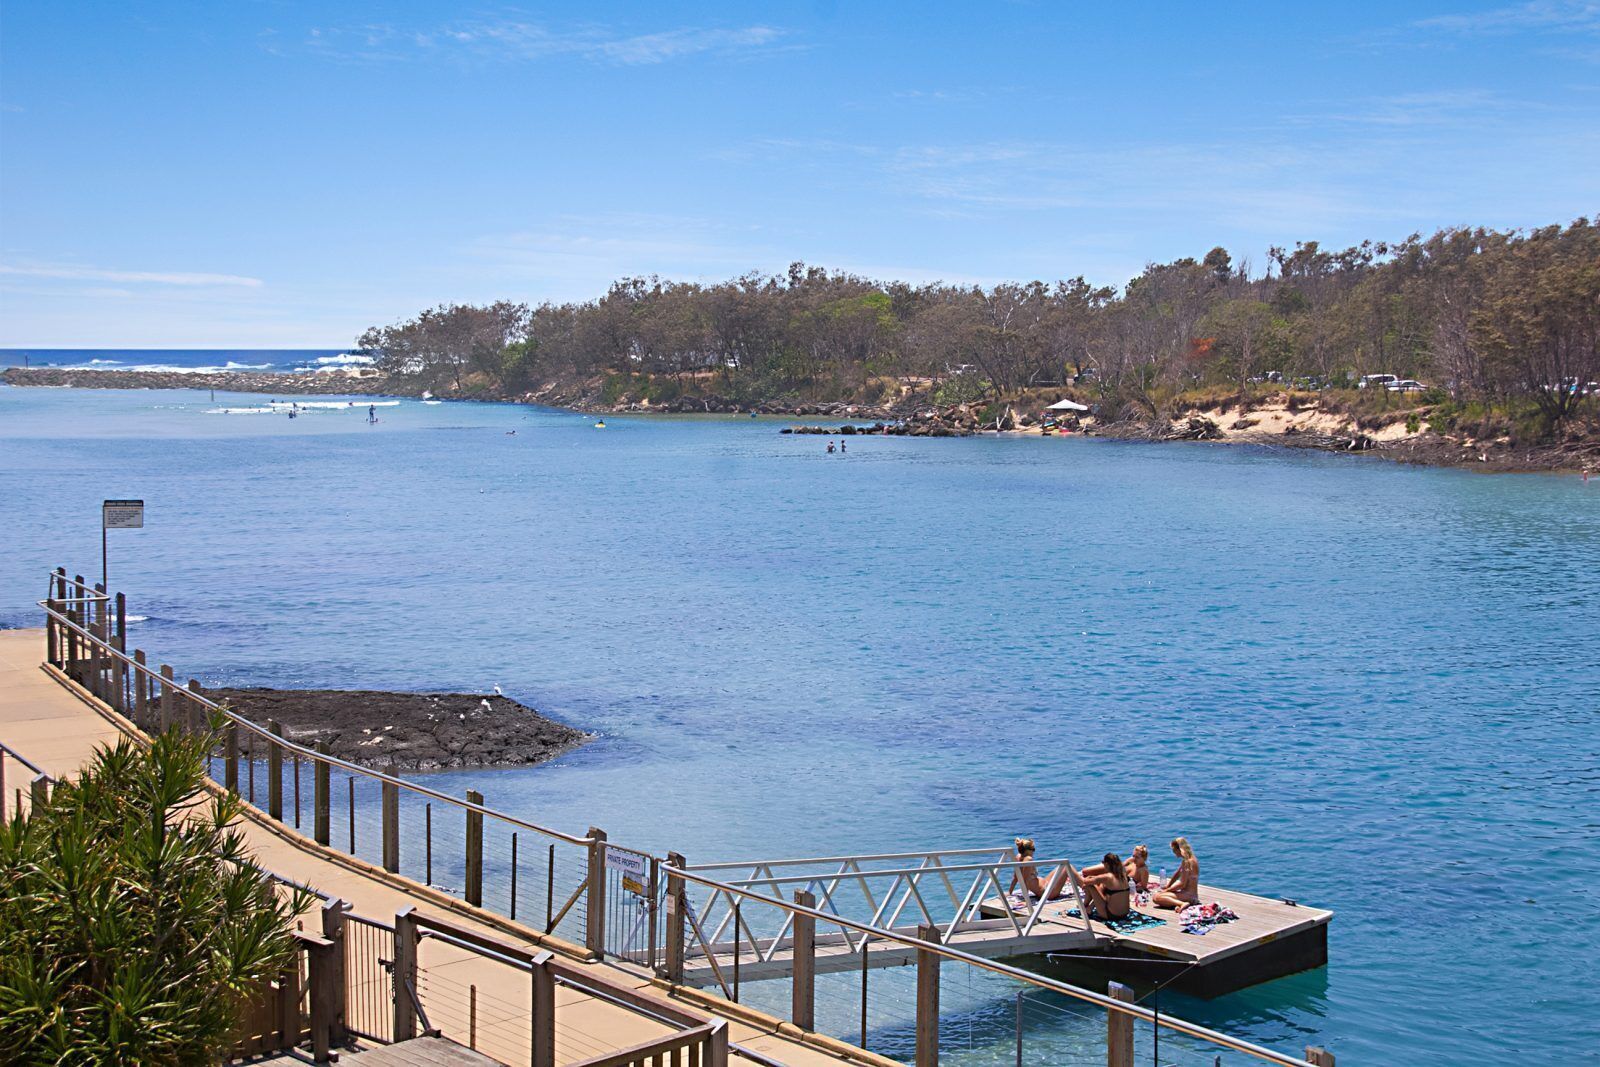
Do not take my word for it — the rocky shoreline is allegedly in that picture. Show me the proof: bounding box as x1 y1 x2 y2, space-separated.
5 366 1593 474
201 687 591 772
2 366 407 396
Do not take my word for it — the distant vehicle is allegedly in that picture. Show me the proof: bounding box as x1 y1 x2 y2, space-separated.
1386 379 1426 394
1359 374 1398 390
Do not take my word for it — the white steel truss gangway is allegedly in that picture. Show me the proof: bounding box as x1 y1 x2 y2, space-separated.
676 846 1100 985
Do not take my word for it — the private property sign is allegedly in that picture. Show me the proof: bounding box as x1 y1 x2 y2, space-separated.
102 499 144 529
605 846 649 896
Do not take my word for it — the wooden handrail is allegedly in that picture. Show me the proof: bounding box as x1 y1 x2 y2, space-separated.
566 1021 724 1067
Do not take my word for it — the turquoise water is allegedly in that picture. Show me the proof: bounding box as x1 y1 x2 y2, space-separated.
2 384 1596 1063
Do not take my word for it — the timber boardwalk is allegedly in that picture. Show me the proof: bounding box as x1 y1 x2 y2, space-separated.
0 569 1338 1066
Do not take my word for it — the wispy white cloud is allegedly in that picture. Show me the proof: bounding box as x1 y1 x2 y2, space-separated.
0 263 263 287
1416 1 1600 35
296 19 789 65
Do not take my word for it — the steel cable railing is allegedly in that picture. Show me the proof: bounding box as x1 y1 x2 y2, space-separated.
32 568 1324 1067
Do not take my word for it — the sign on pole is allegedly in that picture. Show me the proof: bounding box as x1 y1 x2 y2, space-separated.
102 500 145 529
101 499 144 588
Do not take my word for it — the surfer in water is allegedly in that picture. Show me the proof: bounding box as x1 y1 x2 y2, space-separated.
368 404 377 424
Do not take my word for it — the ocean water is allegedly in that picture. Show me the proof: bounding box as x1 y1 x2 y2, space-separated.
1 379 1596 1064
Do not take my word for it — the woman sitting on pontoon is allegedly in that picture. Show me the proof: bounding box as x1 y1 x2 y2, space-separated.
1081 844 1149 890
1008 837 1075 902
1151 837 1201 910
1069 853 1131 919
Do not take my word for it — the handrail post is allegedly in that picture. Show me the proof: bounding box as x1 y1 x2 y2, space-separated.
393 907 419 1041
792 889 817 1031
113 592 127 713
586 826 608 957
916 922 940 1067
45 573 59 665
132 650 149 730
465 790 484 906
158 665 175 732
313 742 331 845
1306 1048 1335 1066
70 574 85 681
30 774 50 812
92 584 107 702
224 719 239 792
186 679 204 735
530 949 556 1067
321 900 349 1047
1108 982 1133 1067
382 764 400 873
268 719 285 821
664 851 687 984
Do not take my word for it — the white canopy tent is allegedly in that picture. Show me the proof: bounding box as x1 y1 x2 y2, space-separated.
1046 398 1089 412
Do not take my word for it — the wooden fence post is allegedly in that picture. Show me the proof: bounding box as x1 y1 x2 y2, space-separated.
31 774 50 811
392 908 419 1041
586 827 608 957
276 957 302 1051
1306 1049 1335 1066
1107 982 1134 1067
530 950 556 1067
707 1020 730 1067
301 930 337 1063
915 922 940 1067
268 720 284 821
382 764 399 873
70 575 86 681
465 790 484 907
792 889 817 1031
321 900 348 1047
313 742 331 845
664 851 687 984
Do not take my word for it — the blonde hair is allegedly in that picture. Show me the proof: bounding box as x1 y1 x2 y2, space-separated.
1014 837 1036 856
1131 844 1149 861
1171 837 1194 862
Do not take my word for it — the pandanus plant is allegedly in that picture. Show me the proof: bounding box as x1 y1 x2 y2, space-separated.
0 724 311 1065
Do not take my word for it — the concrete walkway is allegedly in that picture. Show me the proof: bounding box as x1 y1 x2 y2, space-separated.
0 629 870 1067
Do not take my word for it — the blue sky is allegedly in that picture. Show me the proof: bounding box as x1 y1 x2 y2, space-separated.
2 1 1598 346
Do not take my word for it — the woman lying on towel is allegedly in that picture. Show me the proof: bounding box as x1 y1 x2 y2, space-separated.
1152 837 1201 910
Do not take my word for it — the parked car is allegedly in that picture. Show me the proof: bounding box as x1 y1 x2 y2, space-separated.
1386 379 1426 394
1359 374 1399 389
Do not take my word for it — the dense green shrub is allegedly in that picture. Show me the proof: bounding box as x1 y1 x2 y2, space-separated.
0 728 308 1065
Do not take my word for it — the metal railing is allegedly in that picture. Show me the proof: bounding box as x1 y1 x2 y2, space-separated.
0 740 52 820
39 569 597 955
32 567 1331 1067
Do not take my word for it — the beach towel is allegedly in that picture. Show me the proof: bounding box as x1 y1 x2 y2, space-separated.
1178 902 1238 935
1065 907 1167 934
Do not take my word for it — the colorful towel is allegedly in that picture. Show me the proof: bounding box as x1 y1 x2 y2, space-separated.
1178 902 1239 935
1065 907 1167 934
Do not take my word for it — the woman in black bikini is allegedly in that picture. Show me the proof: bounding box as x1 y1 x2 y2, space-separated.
1070 853 1131 919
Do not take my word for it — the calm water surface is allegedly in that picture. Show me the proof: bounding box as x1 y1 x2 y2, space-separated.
2 383 1596 1064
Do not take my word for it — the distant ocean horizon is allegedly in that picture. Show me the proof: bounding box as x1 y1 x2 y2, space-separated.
0 348 368 374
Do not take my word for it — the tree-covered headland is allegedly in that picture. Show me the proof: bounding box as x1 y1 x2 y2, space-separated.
359 220 1599 444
